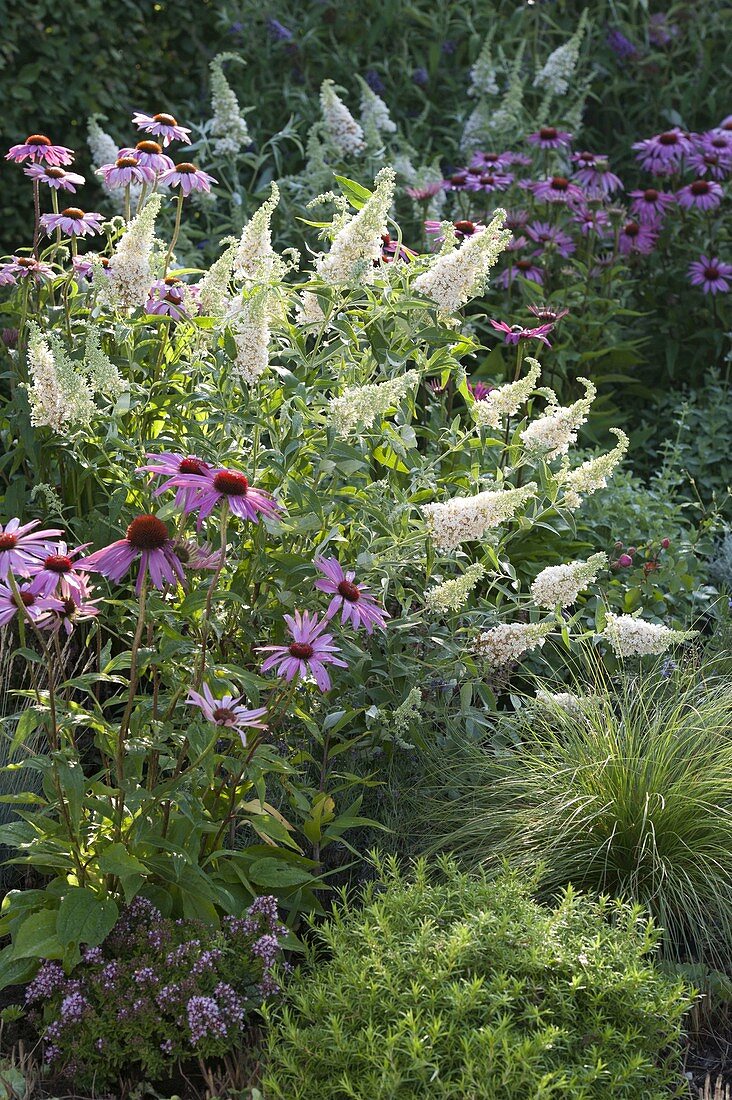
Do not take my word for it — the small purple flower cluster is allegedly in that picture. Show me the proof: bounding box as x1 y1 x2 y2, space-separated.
25 894 287 1090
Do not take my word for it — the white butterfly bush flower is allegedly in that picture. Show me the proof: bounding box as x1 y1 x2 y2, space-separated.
530 553 607 609
558 428 629 509
209 53 251 157
295 290 326 327
533 11 589 98
357 75 397 144
414 209 511 313
602 614 697 658
476 622 552 668
520 377 596 460
473 358 542 429
84 325 125 399
468 32 499 97
535 690 591 717
424 563 486 613
87 115 118 168
423 483 536 552
105 193 162 310
230 289 272 387
319 80 366 157
198 239 237 317
25 326 96 432
331 370 419 437
233 183 283 285
316 167 396 286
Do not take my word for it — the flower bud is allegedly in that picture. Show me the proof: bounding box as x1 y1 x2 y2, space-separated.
613 540 624 550
627 546 636 556
661 537 670 549
617 553 633 568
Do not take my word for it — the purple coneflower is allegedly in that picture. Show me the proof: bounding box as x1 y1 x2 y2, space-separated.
187 683 268 745
498 257 544 287
618 220 657 255
118 141 174 172
442 170 471 192
137 452 211 511
525 221 575 258
425 218 485 244
380 234 418 263
52 591 100 636
24 164 85 192
718 117 732 132
628 187 676 223
676 178 724 211
632 128 694 174
131 112 191 146
81 514 186 594
570 152 622 197
0 579 63 628
171 538 222 572
468 380 493 401
72 256 110 286
490 319 553 347
688 254 732 295
527 304 569 324
687 149 732 181
507 152 532 168
0 270 16 287
697 130 732 156
313 556 388 635
165 466 282 524
467 171 513 194
40 208 104 238
145 278 199 319
97 156 155 189
469 151 513 171
0 256 54 282
5 135 74 166
527 126 573 150
27 541 90 599
258 610 347 692
404 182 444 202
158 163 217 195
0 519 63 580
530 176 585 205
504 209 529 231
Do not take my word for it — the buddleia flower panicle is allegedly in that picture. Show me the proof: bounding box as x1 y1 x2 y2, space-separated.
319 80 366 157
209 53 251 157
233 184 283 285
331 370 419 437
558 428 629 509
529 553 607 610
230 289 272 387
294 290 326 327
357 75 396 145
463 44 525 152
83 325 125 399
473 358 542 430
520 377 596 460
391 687 422 742
602 613 697 658
475 621 552 669
414 209 511 313
198 239 237 317
424 563 485 613
315 167 396 286
533 10 588 98
106 193 163 310
468 31 499 97
535 690 598 717
423 484 537 552
25 325 96 432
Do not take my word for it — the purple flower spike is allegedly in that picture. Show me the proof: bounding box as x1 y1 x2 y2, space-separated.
258 610 347 692
313 556 389 635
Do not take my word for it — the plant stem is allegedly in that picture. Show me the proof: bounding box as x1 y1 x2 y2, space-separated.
164 191 185 276
196 503 229 688
32 179 41 258
115 575 148 839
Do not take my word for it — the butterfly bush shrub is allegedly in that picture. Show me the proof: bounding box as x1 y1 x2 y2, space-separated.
0 113 699 987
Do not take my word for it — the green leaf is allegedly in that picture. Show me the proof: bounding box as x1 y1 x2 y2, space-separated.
56 888 118 948
249 857 315 889
12 909 63 961
97 842 148 879
0 945 37 993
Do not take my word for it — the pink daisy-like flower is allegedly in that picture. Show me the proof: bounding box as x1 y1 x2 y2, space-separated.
527 304 569 324
618 220 658 255
506 152 532 168
717 116 732 132
571 206 610 237
80 514 186 594
698 130 732 155
0 578 63 628
425 218 485 244
131 112 191 147
505 209 529 231
24 164 86 192
570 152 623 197
632 128 694 174
527 126 573 150
258 610 347 692
442 170 471 192
40 208 104 238
313 556 389 635
380 234 418 263
466 170 514 194
145 278 200 320
468 380 494 401
5 134 74 167
72 255 111 286
628 187 676 223
469 151 513 171
165 466 282 525
187 683 268 746
525 220 576 258
118 141 174 173
0 256 54 283
158 163 217 195
27 541 90 599
530 176 585 205
490 319 554 347
97 156 156 189
0 269 16 287
137 452 212 511
498 257 544 288
687 149 732 181
51 590 100 636
171 538 222 572
688 254 732 295
404 182 444 201
676 178 724 211
0 519 63 580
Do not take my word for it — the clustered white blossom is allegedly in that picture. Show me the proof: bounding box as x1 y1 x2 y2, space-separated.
529 552 607 610
473 358 542 429
198 239 237 317
391 687 422 741
422 483 536 552
87 115 118 171
468 32 499 97
462 46 525 152
209 53 251 157
105 193 162 310
533 11 588 98
358 76 397 144
294 290 326 327
520 377 596 460
476 621 552 669
233 184 283 285
414 209 511 313
331 369 418 437
25 326 95 432
535 690 596 717
230 289 272 386
319 80 366 157
83 325 125 399
424 563 486 613
316 167 396 286
602 613 697 658
558 428 629 510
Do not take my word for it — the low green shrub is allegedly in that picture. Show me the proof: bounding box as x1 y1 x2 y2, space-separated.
262 855 691 1100
425 667 732 969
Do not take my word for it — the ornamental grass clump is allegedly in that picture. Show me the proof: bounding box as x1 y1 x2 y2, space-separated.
262 855 691 1100
426 668 732 968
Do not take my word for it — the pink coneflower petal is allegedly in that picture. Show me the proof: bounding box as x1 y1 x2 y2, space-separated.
158 163 217 194
24 164 86 192
490 319 554 347
527 127 573 150
97 156 156 189
0 519 64 580
40 208 104 238
131 112 191 147
688 254 732 295
6 135 74 166
313 555 388 635
676 178 724 211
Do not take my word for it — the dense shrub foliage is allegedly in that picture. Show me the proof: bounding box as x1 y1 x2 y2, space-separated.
263 856 692 1099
